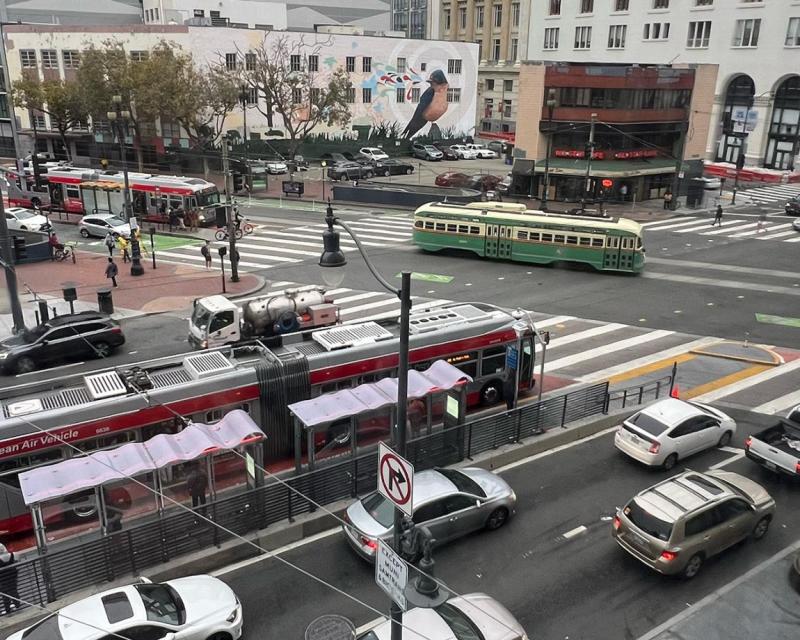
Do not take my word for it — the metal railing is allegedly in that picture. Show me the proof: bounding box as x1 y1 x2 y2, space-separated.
0 382 608 618
604 371 675 412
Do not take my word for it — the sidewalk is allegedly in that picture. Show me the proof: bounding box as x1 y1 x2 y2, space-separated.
1 251 264 339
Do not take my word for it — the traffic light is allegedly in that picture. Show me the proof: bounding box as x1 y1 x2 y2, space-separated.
232 172 244 193
601 179 613 189
12 236 27 262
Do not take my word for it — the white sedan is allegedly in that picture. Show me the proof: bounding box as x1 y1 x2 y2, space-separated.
265 160 288 174
465 144 499 159
8 575 242 640
359 147 390 162
5 206 49 232
449 144 480 160
614 397 736 470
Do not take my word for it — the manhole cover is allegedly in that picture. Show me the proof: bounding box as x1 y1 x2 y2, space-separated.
305 614 356 640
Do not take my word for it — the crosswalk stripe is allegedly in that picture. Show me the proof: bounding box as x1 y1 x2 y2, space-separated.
533 315 575 329
701 222 758 235
693 358 800 403
671 219 740 233
340 297 404 318
544 323 626 350
333 291 387 305
757 229 799 240
642 218 704 231
729 223 791 238
752 389 800 415
230 241 319 257
641 217 698 228
786 235 800 242
544 330 674 373
156 250 278 269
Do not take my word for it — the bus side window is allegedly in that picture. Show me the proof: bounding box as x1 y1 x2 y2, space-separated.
66 187 80 200
480 346 506 377
206 409 224 423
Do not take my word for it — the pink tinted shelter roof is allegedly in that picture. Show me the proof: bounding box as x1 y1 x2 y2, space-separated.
288 359 473 429
19 409 264 506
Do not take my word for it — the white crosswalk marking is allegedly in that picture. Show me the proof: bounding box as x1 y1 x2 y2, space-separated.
672 220 740 233
644 211 799 242
737 183 800 205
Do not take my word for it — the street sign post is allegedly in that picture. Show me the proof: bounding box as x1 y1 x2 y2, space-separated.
375 540 408 611
378 442 414 517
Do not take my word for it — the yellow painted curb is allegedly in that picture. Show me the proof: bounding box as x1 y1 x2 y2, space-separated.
690 341 782 366
682 363 773 399
608 352 697 385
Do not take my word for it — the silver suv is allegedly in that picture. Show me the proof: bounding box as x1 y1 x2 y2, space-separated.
612 470 775 579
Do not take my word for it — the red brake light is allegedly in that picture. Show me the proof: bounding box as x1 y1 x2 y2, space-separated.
361 536 378 550
613 516 621 531
795 461 800 475
744 437 752 448
660 550 678 562
110 326 122 334
648 442 660 454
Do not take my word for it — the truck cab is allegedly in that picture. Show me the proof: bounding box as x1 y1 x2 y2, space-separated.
189 295 241 349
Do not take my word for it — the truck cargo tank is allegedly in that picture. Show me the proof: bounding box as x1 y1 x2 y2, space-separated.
241 288 330 336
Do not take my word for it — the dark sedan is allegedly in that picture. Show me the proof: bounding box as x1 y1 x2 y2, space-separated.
434 144 460 161
470 174 504 192
785 195 800 215
372 159 415 176
435 171 473 188
327 162 375 181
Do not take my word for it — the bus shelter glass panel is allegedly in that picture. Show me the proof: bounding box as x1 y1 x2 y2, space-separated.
212 443 261 498
101 474 157 534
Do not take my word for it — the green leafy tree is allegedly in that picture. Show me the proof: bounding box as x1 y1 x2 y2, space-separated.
13 77 88 162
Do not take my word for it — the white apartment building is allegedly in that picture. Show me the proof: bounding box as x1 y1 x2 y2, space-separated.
528 0 800 171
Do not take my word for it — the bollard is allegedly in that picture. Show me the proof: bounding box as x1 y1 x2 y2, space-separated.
97 288 114 315
38 300 49 323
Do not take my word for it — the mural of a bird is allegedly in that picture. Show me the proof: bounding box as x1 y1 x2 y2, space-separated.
403 69 449 139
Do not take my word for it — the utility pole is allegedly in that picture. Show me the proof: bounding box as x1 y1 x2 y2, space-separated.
669 120 689 211
0 186 26 333
582 113 597 213
221 135 239 283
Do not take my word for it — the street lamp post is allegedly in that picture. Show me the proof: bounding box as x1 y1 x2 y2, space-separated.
319 203 411 640
581 113 598 213
320 160 327 202
239 86 250 189
541 88 558 212
107 95 144 276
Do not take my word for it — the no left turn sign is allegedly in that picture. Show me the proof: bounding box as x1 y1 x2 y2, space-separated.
378 442 414 517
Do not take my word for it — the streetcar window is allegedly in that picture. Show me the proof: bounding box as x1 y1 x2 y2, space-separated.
592 238 604 247
425 221 434 230
414 220 423 228
517 230 528 240
553 234 565 244
470 226 480 234
458 225 469 234
541 233 553 243
608 237 620 249
566 235 578 245
435 223 446 231
529 232 541 242
446 224 457 233
480 346 506 377
636 236 643 249
579 237 591 246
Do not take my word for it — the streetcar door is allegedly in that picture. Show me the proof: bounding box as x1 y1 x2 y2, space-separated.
497 225 513 259
618 236 635 271
603 236 620 269
485 224 499 257
520 335 535 389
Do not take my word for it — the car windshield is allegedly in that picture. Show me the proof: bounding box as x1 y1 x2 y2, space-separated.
361 491 394 528
425 146 438 151
22 324 48 343
106 217 126 227
21 614 63 640
436 468 486 498
14 209 37 220
628 411 668 436
191 304 212 330
434 602 485 640
625 499 673 541
135 583 185 626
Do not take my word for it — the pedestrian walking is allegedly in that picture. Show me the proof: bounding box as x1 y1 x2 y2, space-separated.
619 183 628 202
117 234 130 263
200 240 212 269
663 190 673 210
188 208 199 232
105 257 118 287
168 207 178 232
757 208 768 232
186 462 208 510
0 542 19 614
713 203 723 227
175 207 187 230
104 231 115 257
133 228 148 257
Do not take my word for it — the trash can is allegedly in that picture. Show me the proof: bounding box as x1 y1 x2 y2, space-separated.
97 288 114 315
505 156 513 166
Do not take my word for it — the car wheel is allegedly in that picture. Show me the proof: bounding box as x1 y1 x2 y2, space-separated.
480 380 503 406
15 356 36 374
31 197 41 208
93 341 112 359
383 169 390 177
79 228 90 238
662 453 678 471
340 176 347 182
682 553 704 579
365 171 374 178
406 168 413 175
717 431 732 447
486 507 509 530
751 516 770 540
206 634 233 640
20 225 28 230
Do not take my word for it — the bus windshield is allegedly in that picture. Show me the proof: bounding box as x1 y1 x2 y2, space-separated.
197 189 221 207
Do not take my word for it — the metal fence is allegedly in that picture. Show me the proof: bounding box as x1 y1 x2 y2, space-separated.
0 382 608 618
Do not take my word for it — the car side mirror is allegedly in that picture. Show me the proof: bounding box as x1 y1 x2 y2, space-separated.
476 500 482 508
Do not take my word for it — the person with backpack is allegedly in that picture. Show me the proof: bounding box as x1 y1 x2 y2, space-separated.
713 203 724 227
104 231 115 256
105 257 119 287
200 240 212 269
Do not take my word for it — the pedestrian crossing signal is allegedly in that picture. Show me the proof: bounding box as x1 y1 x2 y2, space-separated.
12 236 26 262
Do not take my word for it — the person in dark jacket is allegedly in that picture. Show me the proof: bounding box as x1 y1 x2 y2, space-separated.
186 462 208 509
0 542 19 614
105 257 118 287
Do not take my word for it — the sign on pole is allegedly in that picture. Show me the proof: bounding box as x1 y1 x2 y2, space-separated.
375 539 408 611
378 442 414 517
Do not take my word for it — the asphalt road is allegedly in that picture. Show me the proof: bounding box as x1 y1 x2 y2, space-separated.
214 408 798 640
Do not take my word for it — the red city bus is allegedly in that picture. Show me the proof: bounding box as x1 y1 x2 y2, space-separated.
0 303 536 537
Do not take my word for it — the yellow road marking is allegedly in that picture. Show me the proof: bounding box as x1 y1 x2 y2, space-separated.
608 352 697 385
682 363 773 399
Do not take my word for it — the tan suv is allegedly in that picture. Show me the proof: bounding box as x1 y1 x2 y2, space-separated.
612 470 775 579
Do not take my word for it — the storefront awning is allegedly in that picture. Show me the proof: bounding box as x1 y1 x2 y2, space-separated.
536 158 676 177
288 360 473 429
18 410 264 505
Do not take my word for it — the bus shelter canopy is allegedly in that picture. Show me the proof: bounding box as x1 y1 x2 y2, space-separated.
288 360 473 430
18 410 264 506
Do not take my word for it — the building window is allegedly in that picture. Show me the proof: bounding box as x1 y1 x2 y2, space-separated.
245 53 256 71
246 87 258 104
397 57 406 72
733 19 761 47
362 88 372 103
20 50 36 68
549 0 561 16
580 0 593 13
162 121 181 137
482 120 492 132
363 57 371 72
787 18 800 46
31 112 47 130
574 26 592 49
544 27 560 49
643 23 670 40
695 0 712 5
346 87 356 103
62 50 80 69
130 51 149 62
510 37 518 60
411 88 421 102
687 21 711 48
652 0 669 8
476 6 484 28
345 56 355 73
504 79 513 92
608 24 627 48
310 88 321 103
486 79 495 90
764 76 800 170
41 50 57 69
396 88 405 103
447 88 461 103
511 2 520 27
459 6 467 29
493 4 502 27
225 53 238 70
292 88 302 104
492 38 501 60
308 55 319 72
194 9 205 16
444 9 451 30
448 59 462 74
290 55 301 71
476 39 483 59
615 0 629 10
503 99 512 117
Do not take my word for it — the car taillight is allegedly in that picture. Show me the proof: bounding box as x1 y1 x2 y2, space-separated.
744 437 752 449
612 516 621 531
648 442 660 454
110 327 122 334
360 536 378 550
660 550 679 562
796 461 800 475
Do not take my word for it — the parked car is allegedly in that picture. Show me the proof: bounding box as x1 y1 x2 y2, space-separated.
359 147 390 162
7 575 242 640
449 144 480 160
357 593 528 640
265 159 288 174
343 467 516 562
487 140 509 155
793 217 800 232
612 470 775 579
5 206 50 232
320 152 349 165
287 155 309 172
78 213 131 238
433 142 460 160
785 195 800 215
614 398 736 470
470 174 504 192
372 159 415 176
327 162 375 181
0 312 125 374
744 404 800 477
697 176 722 190
435 171 473 188
411 142 444 161
465 143 499 159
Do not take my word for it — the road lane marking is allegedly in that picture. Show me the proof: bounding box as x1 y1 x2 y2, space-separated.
640 272 800 297
643 257 800 280
545 330 674 373
534 315 575 329
709 450 745 469
752 388 800 415
16 361 85 376
494 426 618 473
693 357 800 402
641 218 700 230
682 363 773 400
607 351 697 385
562 525 588 539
